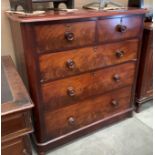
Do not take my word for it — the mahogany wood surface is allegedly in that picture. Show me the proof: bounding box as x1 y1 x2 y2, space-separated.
42 62 136 111
1 56 34 115
45 86 132 139
6 9 146 154
6 8 147 23
2 136 32 155
98 16 142 42
39 39 139 82
1 56 34 155
2 112 32 142
34 21 96 53
135 22 153 112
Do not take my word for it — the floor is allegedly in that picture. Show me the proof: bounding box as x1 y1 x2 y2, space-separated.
33 100 153 155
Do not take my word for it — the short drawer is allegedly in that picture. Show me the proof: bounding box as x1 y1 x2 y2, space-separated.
33 21 96 53
2 136 32 155
45 86 132 139
41 62 136 111
2 112 32 141
98 16 142 42
39 39 139 82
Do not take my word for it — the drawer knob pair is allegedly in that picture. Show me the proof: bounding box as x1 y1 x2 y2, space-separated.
116 24 127 33
65 32 74 41
113 74 121 82
67 87 76 97
116 50 124 58
68 117 76 125
111 100 119 108
66 59 76 69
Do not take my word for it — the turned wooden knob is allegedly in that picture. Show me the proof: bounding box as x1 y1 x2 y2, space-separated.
116 24 127 33
68 117 76 125
115 50 124 58
111 100 119 107
113 74 121 82
67 87 76 97
66 59 75 69
65 32 74 41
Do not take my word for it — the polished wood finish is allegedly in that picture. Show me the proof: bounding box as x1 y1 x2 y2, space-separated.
2 112 32 141
98 16 142 43
34 21 96 53
45 86 132 139
42 62 136 111
6 8 147 23
1 56 34 155
135 22 153 112
39 39 139 82
2 136 32 155
6 9 146 154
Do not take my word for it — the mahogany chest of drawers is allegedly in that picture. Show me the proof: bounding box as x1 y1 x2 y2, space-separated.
7 9 146 154
1 56 34 155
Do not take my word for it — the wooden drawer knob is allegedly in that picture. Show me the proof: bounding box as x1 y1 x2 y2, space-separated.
66 59 76 69
111 100 119 108
116 24 127 33
116 50 124 58
113 74 121 82
65 32 74 41
67 87 76 97
68 117 76 125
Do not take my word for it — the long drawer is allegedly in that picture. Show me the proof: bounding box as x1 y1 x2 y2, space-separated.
41 62 136 111
45 86 132 139
98 16 142 43
39 39 138 82
33 21 96 53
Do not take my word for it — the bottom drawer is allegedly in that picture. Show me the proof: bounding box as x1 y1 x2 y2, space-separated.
45 86 132 139
2 135 32 155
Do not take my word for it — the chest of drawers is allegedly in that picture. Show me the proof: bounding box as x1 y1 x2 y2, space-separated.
7 9 146 154
1 56 34 155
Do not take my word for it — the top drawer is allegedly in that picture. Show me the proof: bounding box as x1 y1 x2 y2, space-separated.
98 16 142 43
33 21 96 53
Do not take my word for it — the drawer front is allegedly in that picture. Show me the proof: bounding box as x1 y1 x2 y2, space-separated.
42 62 136 111
2 136 32 155
39 39 138 82
34 21 96 53
98 16 142 43
45 86 132 138
2 112 32 140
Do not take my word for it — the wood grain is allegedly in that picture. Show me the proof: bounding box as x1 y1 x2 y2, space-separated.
45 86 132 139
42 62 136 111
6 9 146 154
1 56 33 155
34 21 96 53
6 9 147 23
98 16 142 42
39 39 139 82
135 22 153 112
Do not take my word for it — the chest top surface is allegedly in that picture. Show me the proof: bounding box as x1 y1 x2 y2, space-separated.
6 8 147 23
1 56 34 116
